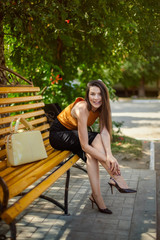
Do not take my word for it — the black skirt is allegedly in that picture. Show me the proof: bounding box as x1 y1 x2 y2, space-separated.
49 118 98 162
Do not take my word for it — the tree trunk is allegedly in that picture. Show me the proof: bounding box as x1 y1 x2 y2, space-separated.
0 4 6 85
0 5 9 132
138 76 145 97
157 79 160 99
57 36 63 68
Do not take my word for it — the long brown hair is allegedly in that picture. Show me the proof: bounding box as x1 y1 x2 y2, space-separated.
85 80 112 136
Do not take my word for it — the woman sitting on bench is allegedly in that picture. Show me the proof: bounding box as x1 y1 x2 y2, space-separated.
49 79 136 214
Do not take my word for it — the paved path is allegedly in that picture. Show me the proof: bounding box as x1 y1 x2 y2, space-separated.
111 98 160 239
155 142 160 240
110 99 160 140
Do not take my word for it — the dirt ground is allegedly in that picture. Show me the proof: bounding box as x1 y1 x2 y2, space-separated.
115 141 150 170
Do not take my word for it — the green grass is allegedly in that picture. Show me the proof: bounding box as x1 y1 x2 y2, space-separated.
111 134 142 160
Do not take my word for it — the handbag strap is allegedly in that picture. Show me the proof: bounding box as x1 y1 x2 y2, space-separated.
10 117 34 133
6 134 11 150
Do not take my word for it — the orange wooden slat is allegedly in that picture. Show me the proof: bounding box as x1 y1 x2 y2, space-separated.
0 127 12 136
1 154 79 224
45 145 55 153
0 87 40 94
0 149 6 159
0 110 45 125
30 116 47 126
43 138 50 146
34 123 50 132
0 102 45 114
42 131 49 140
0 138 5 147
0 162 34 179
0 95 43 105
0 161 7 171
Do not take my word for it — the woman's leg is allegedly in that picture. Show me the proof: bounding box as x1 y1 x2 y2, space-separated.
91 134 129 189
86 153 108 209
50 129 109 207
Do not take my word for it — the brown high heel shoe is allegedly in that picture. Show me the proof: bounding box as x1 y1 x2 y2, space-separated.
89 194 112 214
108 177 137 194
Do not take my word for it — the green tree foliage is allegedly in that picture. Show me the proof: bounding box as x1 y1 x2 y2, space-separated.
0 0 160 105
120 42 160 97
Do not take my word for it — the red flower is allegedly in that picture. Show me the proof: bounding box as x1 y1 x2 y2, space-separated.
117 142 122 146
55 74 63 81
65 20 70 24
51 74 63 85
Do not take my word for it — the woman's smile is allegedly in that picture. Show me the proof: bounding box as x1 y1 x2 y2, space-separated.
88 86 102 111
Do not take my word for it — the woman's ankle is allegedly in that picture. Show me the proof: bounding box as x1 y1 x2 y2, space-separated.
110 175 129 189
92 193 106 209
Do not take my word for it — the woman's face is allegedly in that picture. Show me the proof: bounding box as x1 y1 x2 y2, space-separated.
88 86 102 111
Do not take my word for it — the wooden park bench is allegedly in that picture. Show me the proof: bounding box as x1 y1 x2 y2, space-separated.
0 67 84 240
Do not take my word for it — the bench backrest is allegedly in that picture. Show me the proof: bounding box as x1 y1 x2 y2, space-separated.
0 86 50 166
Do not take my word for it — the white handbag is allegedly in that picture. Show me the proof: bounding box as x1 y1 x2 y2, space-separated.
6 117 48 166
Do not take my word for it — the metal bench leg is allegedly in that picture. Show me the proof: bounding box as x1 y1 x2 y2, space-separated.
0 234 7 240
73 163 87 173
17 169 71 215
64 170 70 215
10 221 16 240
39 195 65 212
0 177 9 213
39 169 70 215
0 177 15 240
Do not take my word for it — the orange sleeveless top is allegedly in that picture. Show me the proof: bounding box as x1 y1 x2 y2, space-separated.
57 97 100 130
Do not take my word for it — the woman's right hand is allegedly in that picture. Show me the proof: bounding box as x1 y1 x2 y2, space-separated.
107 155 121 176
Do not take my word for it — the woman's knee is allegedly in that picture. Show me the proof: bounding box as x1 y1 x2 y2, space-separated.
92 134 104 151
92 133 101 146
86 153 98 164
86 153 93 162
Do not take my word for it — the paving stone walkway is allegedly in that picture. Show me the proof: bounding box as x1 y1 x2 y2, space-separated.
0 164 157 240
155 142 160 240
